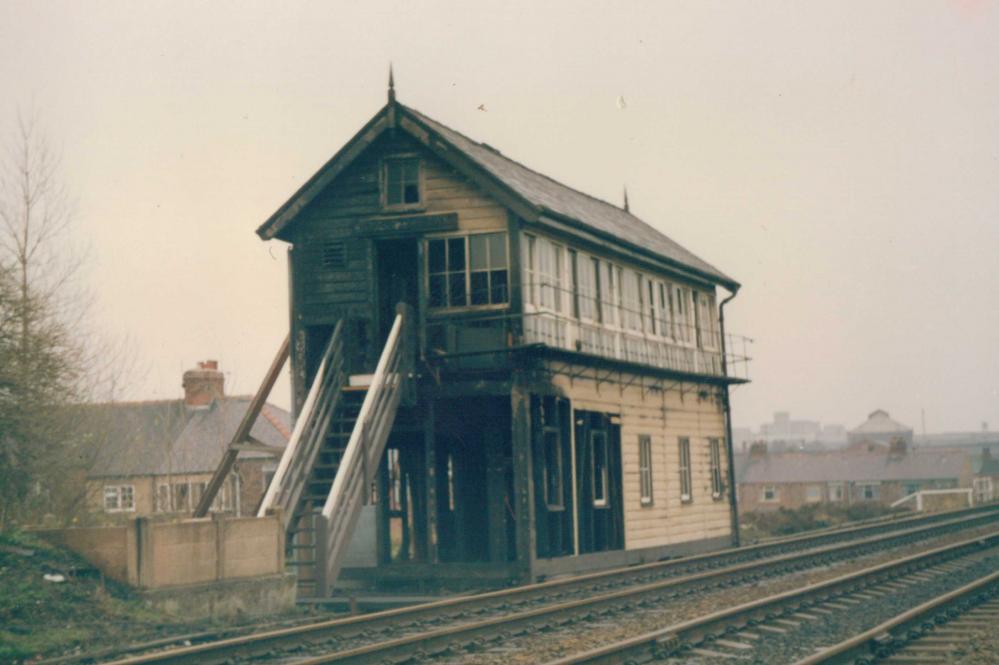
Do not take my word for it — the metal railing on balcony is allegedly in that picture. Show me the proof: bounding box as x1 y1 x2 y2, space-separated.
425 308 751 381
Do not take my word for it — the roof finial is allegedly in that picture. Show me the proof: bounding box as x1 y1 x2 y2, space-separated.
388 63 396 103
623 185 630 213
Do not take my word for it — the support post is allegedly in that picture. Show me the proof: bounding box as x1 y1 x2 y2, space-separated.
511 381 536 582
314 512 329 597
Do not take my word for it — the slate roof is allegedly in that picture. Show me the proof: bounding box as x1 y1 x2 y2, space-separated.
401 106 736 288
735 450 967 485
86 397 290 478
257 100 738 290
977 451 999 477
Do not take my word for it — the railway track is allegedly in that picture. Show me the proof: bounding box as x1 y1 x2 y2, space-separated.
543 531 999 665
91 505 999 665
792 569 999 665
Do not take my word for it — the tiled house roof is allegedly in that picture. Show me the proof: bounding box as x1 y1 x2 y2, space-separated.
736 449 967 485
86 397 290 478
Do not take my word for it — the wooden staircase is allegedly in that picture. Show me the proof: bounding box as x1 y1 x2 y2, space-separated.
259 304 414 597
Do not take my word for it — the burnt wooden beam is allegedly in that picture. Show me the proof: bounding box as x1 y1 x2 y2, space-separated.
193 334 290 518
352 212 457 238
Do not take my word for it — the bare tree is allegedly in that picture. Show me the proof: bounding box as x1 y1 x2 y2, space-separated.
0 110 96 526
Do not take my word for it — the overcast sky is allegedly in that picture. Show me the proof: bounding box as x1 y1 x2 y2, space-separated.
1 1 997 433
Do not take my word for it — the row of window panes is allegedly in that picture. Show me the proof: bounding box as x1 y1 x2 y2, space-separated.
155 481 231 513
762 482 879 503
636 437 724 506
522 234 718 349
103 485 135 512
427 233 509 309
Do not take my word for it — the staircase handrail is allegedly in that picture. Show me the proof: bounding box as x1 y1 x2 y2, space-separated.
316 305 412 592
258 320 346 529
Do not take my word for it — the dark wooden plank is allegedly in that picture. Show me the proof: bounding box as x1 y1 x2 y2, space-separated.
194 334 290 517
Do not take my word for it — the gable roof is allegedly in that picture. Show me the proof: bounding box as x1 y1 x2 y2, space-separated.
735 449 967 485
256 100 738 291
86 397 290 478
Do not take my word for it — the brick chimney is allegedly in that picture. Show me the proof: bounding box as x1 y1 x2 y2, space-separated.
183 360 224 407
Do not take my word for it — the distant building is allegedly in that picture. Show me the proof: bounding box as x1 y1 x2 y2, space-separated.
85 361 290 519
735 439 972 512
847 409 913 453
738 412 846 452
973 447 999 504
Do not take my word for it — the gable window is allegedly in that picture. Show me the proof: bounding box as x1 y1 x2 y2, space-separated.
678 437 692 502
103 485 135 512
428 233 509 310
639 435 654 506
709 438 724 499
761 485 779 502
383 157 421 208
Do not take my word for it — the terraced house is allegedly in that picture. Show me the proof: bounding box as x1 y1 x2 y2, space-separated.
233 77 750 596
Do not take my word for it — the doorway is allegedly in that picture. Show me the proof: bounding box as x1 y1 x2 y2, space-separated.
376 239 419 345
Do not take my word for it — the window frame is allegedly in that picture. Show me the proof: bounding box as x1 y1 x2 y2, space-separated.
381 155 424 211
103 484 136 513
827 482 844 502
761 485 779 502
805 484 822 503
708 438 724 500
426 231 510 312
638 435 654 506
678 437 692 503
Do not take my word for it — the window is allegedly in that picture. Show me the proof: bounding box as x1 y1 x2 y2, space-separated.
383 157 421 207
428 233 508 309
645 279 658 335
674 286 692 343
621 270 643 331
522 235 564 312
678 437 692 502
709 438 724 499
805 485 822 503
172 482 190 512
639 435 653 505
696 291 718 349
657 282 673 339
544 430 564 510
762 485 779 502
828 482 844 502
155 484 171 512
568 250 580 319
469 232 509 305
103 485 135 513
859 483 880 501
592 430 609 507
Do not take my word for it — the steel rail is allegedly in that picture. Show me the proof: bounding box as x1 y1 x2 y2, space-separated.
791 569 999 665
97 506 999 665
543 530 999 665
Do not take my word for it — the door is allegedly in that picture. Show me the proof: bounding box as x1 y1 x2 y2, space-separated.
376 239 419 345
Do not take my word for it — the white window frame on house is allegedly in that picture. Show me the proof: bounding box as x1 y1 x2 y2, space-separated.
427 231 510 311
381 155 424 210
678 437 692 503
638 435 654 506
805 484 822 503
973 477 994 503
103 484 135 513
761 485 779 502
157 479 231 513
709 438 724 499
828 482 844 502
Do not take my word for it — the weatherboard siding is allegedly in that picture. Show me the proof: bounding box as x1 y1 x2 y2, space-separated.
549 372 732 551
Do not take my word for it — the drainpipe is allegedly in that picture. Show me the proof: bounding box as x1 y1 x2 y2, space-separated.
719 287 741 547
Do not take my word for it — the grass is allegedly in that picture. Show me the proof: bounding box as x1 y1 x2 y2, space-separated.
0 529 183 662
739 503 908 541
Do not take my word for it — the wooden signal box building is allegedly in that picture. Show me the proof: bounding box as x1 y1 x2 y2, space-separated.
255 78 750 595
